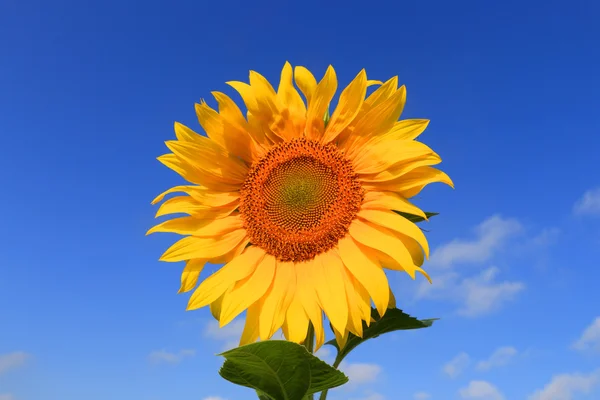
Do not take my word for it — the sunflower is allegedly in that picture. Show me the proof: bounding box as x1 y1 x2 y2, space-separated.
148 62 453 350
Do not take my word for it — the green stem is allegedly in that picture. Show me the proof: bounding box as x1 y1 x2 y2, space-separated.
303 323 315 400
319 357 342 400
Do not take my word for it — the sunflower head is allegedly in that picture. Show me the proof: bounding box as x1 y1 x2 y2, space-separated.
148 62 453 350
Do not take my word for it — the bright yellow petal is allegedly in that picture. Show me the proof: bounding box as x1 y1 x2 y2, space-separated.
357 208 429 258
155 196 238 218
210 286 232 320
226 81 258 114
352 140 437 175
284 296 310 343
240 299 262 346
322 69 367 144
295 261 325 351
310 251 349 336
379 119 430 142
187 246 266 310
157 154 238 192
362 76 399 112
366 166 454 196
349 219 421 279
347 271 373 325
338 234 390 317
305 66 337 140
333 324 349 349
178 259 206 293
340 265 364 337
160 229 247 262
147 215 243 237
258 259 296 340
294 66 318 104
195 100 255 163
278 62 307 116
361 190 427 220
219 255 276 327
360 154 442 184
151 185 207 205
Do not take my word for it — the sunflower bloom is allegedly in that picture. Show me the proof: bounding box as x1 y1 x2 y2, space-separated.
148 62 453 350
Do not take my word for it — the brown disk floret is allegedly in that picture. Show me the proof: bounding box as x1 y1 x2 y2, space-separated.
239 138 364 262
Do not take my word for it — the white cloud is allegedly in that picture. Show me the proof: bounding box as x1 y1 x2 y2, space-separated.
340 362 382 386
417 267 524 317
430 216 522 268
573 188 600 216
476 346 517 371
204 319 246 350
350 393 385 400
459 380 505 400
202 397 227 400
459 267 524 317
528 369 600 400
414 392 431 399
443 352 470 378
316 346 334 363
572 317 600 353
0 352 30 375
0 394 15 400
147 349 195 364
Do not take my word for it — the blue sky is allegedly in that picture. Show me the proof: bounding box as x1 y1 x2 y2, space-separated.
1 0 599 399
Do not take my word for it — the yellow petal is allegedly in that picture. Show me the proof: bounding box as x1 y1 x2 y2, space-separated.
340 265 364 337
295 261 325 351
157 154 236 192
366 79 383 87
360 154 442 184
363 76 399 112
160 229 247 262
147 215 243 237
322 69 367 144
258 259 296 340
284 296 310 343
278 62 307 115
362 191 427 220
388 288 396 309
155 196 238 218
338 235 390 317
343 86 407 157
166 132 248 182
349 219 422 279
357 208 429 258
367 166 454 196
352 140 437 175
195 100 255 163
332 325 349 349
210 286 232 320
219 255 276 326
226 81 258 114
178 259 206 293
240 299 262 346
187 246 266 311
151 185 204 205
347 271 373 325
311 251 349 335
294 66 318 104
305 66 337 140
381 119 430 142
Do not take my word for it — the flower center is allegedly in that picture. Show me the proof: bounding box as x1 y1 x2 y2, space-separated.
239 138 364 262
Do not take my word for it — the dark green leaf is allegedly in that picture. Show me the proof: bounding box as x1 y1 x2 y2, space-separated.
326 308 437 365
218 340 348 400
393 211 439 224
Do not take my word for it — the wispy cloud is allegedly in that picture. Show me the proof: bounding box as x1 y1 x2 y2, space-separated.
443 352 470 378
430 215 522 268
528 369 600 400
0 352 30 375
573 188 600 216
476 346 518 371
459 381 504 400
572 317 600 353
202 397 228 400
417 267 524 317
147 349 195 365
340 362 382 386
350 392 385 400
204 319 246 351
413 392 431 399
0 394 15 400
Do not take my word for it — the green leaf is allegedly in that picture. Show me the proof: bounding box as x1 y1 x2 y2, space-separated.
393 211 439 224
326 308 437 366
218 340 348 400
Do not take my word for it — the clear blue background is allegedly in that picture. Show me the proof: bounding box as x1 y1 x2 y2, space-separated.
1 0 599 399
